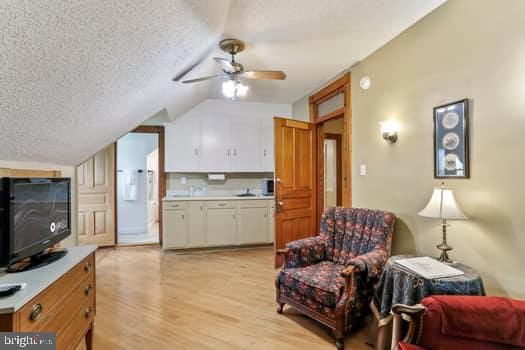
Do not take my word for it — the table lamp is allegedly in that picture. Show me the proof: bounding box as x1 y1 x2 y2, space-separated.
418 183 467 263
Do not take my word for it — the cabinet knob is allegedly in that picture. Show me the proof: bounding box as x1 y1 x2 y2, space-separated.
85 284 93 296
85 307 93 319
29 303 43 321
84 261 92 273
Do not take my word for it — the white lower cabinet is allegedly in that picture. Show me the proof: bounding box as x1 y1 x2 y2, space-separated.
238 201 268 244
163 208 187 249
187 202 206 247
162 199 274 250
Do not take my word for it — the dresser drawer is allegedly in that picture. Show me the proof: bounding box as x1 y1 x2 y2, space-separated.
206 200 236 209
164 201 187 209
56 299 95 350
19 254 94 331
40 272 95 333
238 200 267 208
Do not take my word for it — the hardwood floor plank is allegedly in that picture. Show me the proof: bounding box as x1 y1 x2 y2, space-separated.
79 246 371 349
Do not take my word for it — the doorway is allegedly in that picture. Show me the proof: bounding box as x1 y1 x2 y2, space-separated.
115 126 165 245
323 120 343 207
309 73 351 224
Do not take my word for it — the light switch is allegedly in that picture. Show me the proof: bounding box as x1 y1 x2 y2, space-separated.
360 164 367 176
181 176 187 185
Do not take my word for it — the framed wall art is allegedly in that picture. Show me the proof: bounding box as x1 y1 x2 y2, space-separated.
433 99 469 178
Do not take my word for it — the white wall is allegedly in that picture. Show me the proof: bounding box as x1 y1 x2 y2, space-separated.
117 133 158 235
174 98 292 122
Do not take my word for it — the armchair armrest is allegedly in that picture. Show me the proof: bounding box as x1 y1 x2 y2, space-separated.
391 304 426 346
281 236 326 268
348 248 388 279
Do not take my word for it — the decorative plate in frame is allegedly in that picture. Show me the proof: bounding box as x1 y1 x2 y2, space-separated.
433 99 469 178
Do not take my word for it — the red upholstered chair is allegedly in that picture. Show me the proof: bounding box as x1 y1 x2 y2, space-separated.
275 207 395 349
392 295 525 350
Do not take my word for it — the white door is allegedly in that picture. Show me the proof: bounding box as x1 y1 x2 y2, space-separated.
165 117 201 172
230 115 262 171
187 201 206 247
162 209 187 248
205 207 237 246
200 114 231 172
238 206 268 244
261 117 275 172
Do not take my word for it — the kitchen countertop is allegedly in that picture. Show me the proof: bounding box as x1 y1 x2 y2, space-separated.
163 195 274 201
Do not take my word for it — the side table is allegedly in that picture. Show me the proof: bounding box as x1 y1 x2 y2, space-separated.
369 255 485 350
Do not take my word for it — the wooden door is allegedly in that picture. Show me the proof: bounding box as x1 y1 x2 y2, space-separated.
274 118 316 267
77 144 116 246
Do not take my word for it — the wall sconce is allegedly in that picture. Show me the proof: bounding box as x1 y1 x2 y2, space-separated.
380 119 400 143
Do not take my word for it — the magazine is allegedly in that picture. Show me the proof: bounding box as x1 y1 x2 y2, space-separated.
395 256 464 279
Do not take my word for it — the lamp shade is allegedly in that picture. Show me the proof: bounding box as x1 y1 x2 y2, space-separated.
418 186 467 220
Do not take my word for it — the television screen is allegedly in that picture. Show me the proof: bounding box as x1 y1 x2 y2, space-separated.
10 179 71 254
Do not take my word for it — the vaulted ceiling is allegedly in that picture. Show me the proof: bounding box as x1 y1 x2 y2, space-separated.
0 0 445 165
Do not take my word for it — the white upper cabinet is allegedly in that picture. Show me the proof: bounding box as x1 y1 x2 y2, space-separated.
200 114 232 172
230 115 262 172
165 110 278 172
260 116 275 172
165 116 201 172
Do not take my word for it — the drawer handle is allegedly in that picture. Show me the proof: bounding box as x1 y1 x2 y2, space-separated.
30 303 43 321
84 261 92 273
85 284 93 296
84 307 93 319
218 203 226 207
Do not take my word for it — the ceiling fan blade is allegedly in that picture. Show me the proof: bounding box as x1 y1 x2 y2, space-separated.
243 70 286 80
182 75 223 84
213 57 235 73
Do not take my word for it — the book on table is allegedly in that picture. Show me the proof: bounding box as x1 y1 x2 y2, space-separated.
394 256 464 279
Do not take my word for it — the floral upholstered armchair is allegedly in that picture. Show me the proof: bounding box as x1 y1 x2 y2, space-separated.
275 207 395 349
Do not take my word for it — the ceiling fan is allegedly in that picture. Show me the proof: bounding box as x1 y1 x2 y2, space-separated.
172 38 286 98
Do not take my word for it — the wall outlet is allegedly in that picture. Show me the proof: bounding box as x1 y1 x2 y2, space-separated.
360 164 367 176
180 176 187 185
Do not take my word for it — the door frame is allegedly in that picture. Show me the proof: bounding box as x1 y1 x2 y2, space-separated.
114 125 166 246
309 73 351 224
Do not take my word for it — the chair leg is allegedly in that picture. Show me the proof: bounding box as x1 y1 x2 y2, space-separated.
335 337 344 350
277 302 285 314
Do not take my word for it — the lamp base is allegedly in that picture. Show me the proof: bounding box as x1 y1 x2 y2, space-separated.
436 242 453 264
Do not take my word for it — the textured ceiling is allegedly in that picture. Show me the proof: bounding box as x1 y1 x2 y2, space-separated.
0 0 445 165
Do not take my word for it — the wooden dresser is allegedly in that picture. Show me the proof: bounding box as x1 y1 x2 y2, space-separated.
0 245 97 350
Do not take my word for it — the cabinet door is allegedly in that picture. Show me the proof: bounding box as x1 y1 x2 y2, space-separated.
162 209 187 249
200 114 231 172
261 117 274 172
230 115 262 171
187 202 206 247
205 208 237 246
238 207 268 244
165 117 201 172
268 202 275 243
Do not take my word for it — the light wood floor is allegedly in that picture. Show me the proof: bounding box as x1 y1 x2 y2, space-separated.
86 246 372 350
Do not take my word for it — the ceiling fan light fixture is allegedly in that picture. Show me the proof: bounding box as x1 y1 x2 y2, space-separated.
222 80 249 99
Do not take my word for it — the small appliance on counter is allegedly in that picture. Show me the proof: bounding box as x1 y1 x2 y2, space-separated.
261 178 274 196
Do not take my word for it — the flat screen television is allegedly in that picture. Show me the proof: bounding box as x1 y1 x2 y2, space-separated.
0 177 71 272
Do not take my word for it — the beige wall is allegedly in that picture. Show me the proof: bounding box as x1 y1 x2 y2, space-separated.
292 95 310 121
293 0 525 298
0 160 78 247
